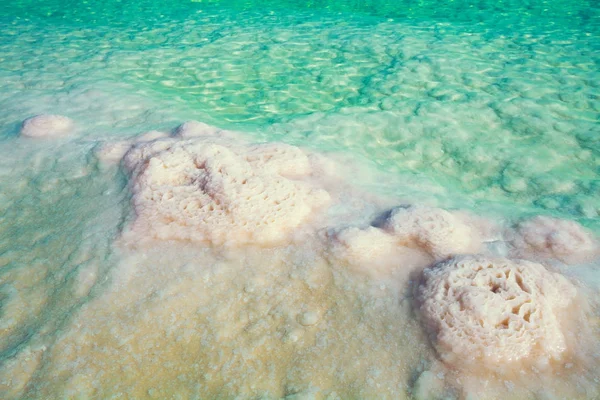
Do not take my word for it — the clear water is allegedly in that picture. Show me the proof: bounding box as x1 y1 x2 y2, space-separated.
0 0 599 398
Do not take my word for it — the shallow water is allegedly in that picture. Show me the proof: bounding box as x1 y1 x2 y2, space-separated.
0 0 599 399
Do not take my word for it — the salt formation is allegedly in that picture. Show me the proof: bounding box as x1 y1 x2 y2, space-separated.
326 206 481 279
20 114 74 138
512 216 598 264
330 205 479 264
417 255 577 370
380 206 478 258
119 128 330 246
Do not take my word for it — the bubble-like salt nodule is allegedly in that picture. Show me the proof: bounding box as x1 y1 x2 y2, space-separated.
417 255 577 370
120 132 330 246
20 114 74 138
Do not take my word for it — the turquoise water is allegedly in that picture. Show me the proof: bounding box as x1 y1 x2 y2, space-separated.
1 0 599 225
0 0 599 398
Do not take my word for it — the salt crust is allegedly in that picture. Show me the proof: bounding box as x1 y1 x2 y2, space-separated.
20 114 74 138
417 255 577 370
512 216 598 264
10 120 598 398
103 123 594 383
119 123 330 246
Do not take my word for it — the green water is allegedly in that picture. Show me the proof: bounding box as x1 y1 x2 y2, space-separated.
3 0 598 225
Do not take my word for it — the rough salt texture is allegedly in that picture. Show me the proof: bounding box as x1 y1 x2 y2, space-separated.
15 243 424 400
20 114 74 138
121 134 330 246
512 216 598 264
380 206 479 258
417 256 578 370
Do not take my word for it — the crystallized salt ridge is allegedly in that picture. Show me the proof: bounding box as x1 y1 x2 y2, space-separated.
20 114 74 138
417 255 577 370
512 216 598 264
120 127 330 246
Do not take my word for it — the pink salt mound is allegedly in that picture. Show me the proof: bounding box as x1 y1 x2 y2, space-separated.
417 255 577 371
120 133 330 246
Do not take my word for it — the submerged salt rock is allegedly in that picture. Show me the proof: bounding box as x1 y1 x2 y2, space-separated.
20 114 74 138
381 205 478 258
512 216 598 264
417 255 577 370
122 135 330 246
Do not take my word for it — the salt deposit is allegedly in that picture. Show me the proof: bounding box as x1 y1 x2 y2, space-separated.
380 205 480 259
511 216 599 264
326 206 483 279
3 119 600 399
417 255 578 371
119 132 330 246
20 114 74 138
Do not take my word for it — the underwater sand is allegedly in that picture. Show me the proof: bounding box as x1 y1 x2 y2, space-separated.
0 0 599 399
